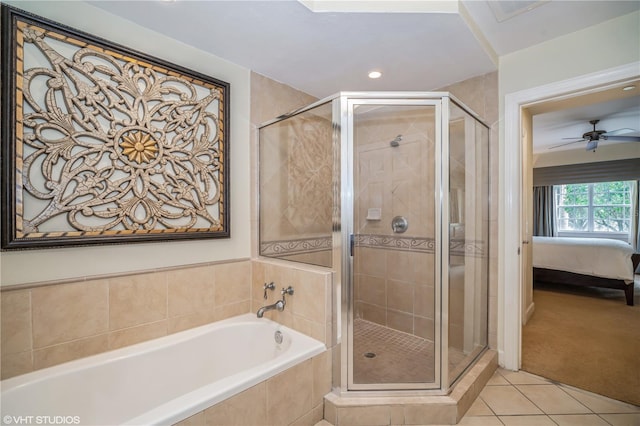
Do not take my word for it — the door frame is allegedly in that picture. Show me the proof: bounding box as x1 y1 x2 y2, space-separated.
499 61 640 370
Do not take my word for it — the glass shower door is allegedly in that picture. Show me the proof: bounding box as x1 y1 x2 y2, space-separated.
348 100 441 390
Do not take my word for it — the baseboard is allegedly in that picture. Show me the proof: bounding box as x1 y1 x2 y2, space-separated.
523 302 535 325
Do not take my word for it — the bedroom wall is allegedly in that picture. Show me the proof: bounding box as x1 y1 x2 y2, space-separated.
533 142 640 168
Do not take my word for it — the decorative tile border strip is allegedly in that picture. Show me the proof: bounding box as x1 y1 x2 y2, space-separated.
261 236 332 256
261 234 486 257
355 234 485 257
355 234 435 253
450 239 487 257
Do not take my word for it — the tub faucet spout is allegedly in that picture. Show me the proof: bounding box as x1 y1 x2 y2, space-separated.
256 299 285 318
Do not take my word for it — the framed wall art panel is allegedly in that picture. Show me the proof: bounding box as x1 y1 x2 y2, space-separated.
1 5 230 250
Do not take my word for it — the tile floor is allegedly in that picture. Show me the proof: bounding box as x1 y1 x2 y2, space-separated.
456 368 639 426
316 368 640 425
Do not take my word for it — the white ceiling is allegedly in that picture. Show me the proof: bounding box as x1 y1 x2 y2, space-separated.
90 0 639 97
89 0 640 151
532 93 640 154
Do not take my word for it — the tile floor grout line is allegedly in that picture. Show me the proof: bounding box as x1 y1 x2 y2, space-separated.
553 383 596 415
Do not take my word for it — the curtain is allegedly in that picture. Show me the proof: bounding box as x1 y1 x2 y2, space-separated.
631 180 639 251
533 186 555 237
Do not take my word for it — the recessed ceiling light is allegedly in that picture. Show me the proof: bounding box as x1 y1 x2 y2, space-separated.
368 71 382 79
622 85 636 91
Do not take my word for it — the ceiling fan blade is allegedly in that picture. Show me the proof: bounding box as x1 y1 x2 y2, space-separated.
603 128 637 135
601 135 640 142
561 137 584 140
549 139 586 149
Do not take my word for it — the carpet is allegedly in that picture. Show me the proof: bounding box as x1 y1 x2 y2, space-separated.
522 277 640 406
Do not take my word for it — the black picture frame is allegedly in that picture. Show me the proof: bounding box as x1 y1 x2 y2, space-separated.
1 5 230 250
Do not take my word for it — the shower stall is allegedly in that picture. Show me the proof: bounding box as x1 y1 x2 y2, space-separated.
258 92 490 395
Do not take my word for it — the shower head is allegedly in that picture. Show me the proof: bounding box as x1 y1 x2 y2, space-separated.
390 135 402 147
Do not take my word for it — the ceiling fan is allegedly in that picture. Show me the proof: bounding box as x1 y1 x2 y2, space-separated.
549 119 640 152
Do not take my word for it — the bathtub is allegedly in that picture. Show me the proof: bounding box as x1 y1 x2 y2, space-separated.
1 314 325 425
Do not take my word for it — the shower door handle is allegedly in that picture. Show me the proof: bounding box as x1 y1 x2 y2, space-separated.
350 234 354 257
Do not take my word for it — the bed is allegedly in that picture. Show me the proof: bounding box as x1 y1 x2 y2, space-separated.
532 236 640 306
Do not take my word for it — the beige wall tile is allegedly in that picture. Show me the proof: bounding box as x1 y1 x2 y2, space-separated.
403 403 457 425
387 280 414 313
290 269 326 324
414 316 435 341
214 261 251 306
108 320 167 350
387 310 413 334
312 349 332 407
267 359 313 425
291 403 324 426
168 311 217 334
214 300 251 322
1 351 33 379
1 290 32 355
173 411 205 426
109 272 167 330
324 399 338 425
204 383 267 426
358 275 386 307
336 405 389 426
167 266 215 318
292 315 325 344
33 334 109 370
360 302 386 326
415 285 435 318
32 280 108 348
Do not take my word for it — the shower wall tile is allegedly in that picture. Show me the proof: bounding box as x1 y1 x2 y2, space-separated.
387 310 413 334
358 275 386 307
387 280 414 313
0 259 252 379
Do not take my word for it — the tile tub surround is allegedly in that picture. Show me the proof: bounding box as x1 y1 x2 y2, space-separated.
175 349 332 426
251 258 334 347
1 260 252 379
323 350 497 425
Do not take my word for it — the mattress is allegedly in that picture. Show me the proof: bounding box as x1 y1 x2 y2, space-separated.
532 236 635 283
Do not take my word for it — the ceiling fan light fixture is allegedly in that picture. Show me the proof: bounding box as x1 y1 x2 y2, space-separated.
586 140 598 152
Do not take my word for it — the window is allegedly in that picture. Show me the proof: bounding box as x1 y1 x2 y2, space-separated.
554 181 633 240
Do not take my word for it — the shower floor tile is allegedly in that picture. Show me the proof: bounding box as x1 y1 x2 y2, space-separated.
353 319 436 384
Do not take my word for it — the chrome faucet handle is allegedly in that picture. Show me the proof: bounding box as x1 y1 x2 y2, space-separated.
263 282 275 299
280 286 294 304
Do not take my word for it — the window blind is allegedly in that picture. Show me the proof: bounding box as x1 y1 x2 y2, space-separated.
533 158 640 187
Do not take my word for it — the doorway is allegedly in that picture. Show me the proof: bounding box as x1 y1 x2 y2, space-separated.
500 61 640 372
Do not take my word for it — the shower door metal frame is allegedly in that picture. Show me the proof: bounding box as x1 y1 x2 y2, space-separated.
341 94 450 392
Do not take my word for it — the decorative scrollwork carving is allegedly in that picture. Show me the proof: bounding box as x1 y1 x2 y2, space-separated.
15 21 226 237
